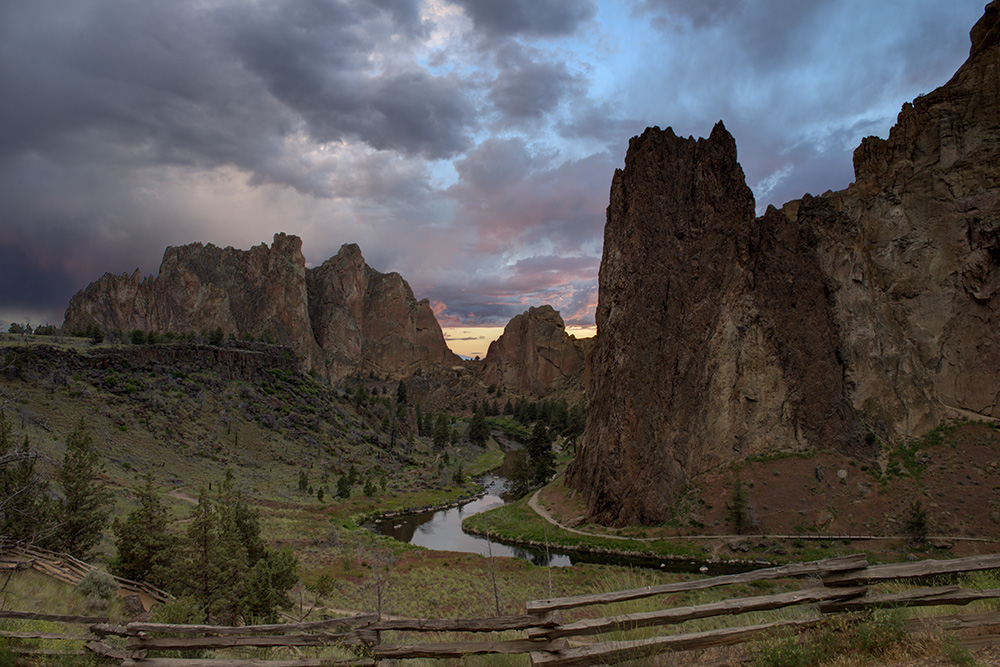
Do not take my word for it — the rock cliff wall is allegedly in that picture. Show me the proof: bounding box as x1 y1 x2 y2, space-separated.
480 305 587 396
568 2 1000 525
63 234 459 380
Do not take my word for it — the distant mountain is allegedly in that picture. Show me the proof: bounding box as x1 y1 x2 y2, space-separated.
63 234 460 381
568 2 1000 525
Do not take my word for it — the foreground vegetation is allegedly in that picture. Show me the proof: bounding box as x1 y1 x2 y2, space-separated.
3 333 1000 664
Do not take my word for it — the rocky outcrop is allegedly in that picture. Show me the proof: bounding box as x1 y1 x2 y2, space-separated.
307 243 460 379
480 305 587 395
568 3 1000 526
63 234 459 380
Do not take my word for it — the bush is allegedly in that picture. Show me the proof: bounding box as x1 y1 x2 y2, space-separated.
151 596 202 625
77 570 119 603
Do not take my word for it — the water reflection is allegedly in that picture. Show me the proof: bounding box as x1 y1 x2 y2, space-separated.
374 474 574 567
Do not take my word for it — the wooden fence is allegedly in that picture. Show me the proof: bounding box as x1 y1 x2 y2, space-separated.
0 545 172 604
6 552 1000 665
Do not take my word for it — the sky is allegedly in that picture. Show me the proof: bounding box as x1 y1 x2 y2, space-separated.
0 0 987 358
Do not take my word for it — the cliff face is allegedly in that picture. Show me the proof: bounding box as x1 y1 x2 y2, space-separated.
568 3 1000 526
480 305 587 396
63 235 459 380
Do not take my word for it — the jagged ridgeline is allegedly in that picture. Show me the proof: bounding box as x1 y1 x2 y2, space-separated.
568 2 1000 526
62 235 460 381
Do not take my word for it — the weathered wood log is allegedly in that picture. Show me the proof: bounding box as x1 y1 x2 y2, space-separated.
530 618 821 667
526 554 868 612
120 659 374 667
0 559 32 570
370 612 559 633
30 560 78 585
126 630 376 651
127 613 378 636
84 640 133 661
823 553 1000 586
819 586 1000 613
0 610 106 624
906 610 1000 632
0 630 80 641
374 637 566 659
91 622 148 639
529 586 867 640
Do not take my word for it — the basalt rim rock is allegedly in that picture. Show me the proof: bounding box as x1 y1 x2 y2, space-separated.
568 2 1000 527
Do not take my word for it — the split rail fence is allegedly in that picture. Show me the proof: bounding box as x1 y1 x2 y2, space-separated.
6 552 1000 665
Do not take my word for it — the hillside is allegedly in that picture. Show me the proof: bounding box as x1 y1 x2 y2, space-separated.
0 334 501 552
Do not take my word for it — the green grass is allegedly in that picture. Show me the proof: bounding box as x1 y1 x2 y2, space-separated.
462 495 704 561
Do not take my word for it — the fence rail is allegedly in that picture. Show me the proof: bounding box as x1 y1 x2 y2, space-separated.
0 545 172 604
6 549 1000 665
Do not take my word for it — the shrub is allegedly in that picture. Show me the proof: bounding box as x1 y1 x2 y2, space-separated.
77 570 119 603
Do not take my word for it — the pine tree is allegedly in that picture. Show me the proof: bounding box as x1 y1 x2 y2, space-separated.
467 406 489 446
396 380 407 405
178 488 224 622
112 472 174 588
527 422 554 485
55 418 113 558
0 409 53 547
432 414 449 449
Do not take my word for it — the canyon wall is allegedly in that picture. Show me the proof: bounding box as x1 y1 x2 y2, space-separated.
63 235 460 380
568 2 1000 525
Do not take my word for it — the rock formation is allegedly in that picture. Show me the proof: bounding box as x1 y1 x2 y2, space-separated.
63 234 460 380
568 2 1000 525
480 305 588 395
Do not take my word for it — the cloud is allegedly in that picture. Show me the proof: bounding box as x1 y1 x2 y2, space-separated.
447 0 596 37
0 0 988 334
488 47 587 123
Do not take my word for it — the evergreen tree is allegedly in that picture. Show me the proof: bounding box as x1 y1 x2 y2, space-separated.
396 380 407 405
112 472 174 588
177 488 225 622
173 473 298 623
336 473 351 498
467 406 489 446
526 422 555 485
432 414 449 450
55 418 113 558
0 410 53 547
297 470 308 494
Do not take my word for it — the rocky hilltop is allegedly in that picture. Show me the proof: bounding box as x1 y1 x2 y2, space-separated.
568 2 1000 525
63 235 460 380
480 305 589 396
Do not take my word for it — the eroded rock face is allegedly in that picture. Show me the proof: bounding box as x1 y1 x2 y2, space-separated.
481 305 587 396
568 3 1000 526
63 235 459 380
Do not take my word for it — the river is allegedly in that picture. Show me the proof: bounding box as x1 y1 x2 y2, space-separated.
372 473 576 567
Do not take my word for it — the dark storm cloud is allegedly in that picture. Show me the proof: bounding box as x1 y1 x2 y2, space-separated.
488 47 586 123
0 0 477 188
448 0 596 37
229 1 476 159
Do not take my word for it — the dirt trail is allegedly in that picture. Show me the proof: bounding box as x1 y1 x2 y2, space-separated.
526 490 1000 546
168 488 198 504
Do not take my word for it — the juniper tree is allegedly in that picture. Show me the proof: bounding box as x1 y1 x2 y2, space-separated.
0 409 53 547
55 418 113 558
432 414 449 450
112 472 174 588
467 406 489 447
